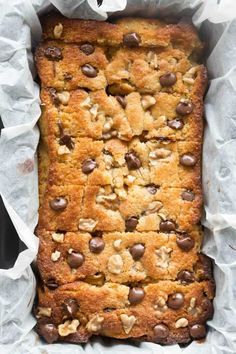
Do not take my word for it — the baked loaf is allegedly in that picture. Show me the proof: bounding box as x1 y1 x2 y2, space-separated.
35 13 214 345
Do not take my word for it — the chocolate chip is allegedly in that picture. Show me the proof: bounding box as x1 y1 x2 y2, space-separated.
123 32 141 47
44 47 63 61
67 252 84 268
125 216 139 232
146 184 159 194
37 322 58 343
59 134 75 150
80 43 95 55
63 298 79 317
181 190 195 201
49 197 68 211
128 287 145 304
115 95 127 108
195 254 213 280
46 279 59 290
201 298 214 320
49 88 60 105
81 64 98 78
167 292 184 309
167 119 184 130
190 324 206 339
159 220 176 233
82 158 97 174
64 73 73 81
159 72 177 87
129 243 145 261
180 154 197 167
125 151 141 170
176 234 195 251
153 323 169 340
89 237 105 254
176 100 193 115
177 270 195 284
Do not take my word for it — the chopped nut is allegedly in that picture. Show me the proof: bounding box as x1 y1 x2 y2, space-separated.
58 145 71 155
125 175 136 185
37 307 52 318
86 315 104 332
141 95 156 110
113 239 122 251
188 297 197 314
147 51 159 69
78 218 98 232
58 319 80 336
81 96 91 108
156 246 172 268
57 91 70 105
68 248 73 254
84 273 105 286
115 188 127 200
175 318 189 328
51 250 61 262
189 297 196 309
145 201 163 215
103 117 113 133
185 66 198 77
183 77 195 85
107 254 123 274
96 193 117 203
149 148 171 159
90 104 99 118
53 23 63 39
120 314 136 334
51 232 64 243
103 154 114 169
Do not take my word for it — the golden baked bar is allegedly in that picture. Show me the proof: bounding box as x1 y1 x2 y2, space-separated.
35 13 214 345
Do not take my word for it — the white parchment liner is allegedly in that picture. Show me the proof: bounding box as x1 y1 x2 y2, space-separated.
0 1 236 353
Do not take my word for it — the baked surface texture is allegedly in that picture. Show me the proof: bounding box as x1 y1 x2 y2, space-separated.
35 13 214 345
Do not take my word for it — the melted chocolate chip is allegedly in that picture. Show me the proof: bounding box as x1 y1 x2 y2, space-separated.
177 270 195 284
181 190 195 201
46 279 58 290
64 73 73 81
146 184 159 194
67 252 84 268
153 323 169 340
176 100 193 115
125 216 139 232
37 322 59 343
63 298 79 317
49 197 68 211
80 43 95 55
176 234 195 251
190 324 206 339
128 287 145 304
82 159 97 174
167 292 184 309
159 220 176 233
115 95 127 108
89 237 105 254
125 151 141 170
59 134 75 150
129 243 145 261
123 32 141 47
180 154 197 167
159 72 177 87
81 64 98 78
44 47 63 61
167 119 184 130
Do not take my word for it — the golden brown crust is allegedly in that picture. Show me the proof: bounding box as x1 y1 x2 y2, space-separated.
35 15 213 345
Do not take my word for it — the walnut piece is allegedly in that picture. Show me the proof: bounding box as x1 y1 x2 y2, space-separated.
51 232 64 243
107 254 123 274
58 319 80 336
57 145 71 155
57 91 70 105
113 239 122 251
175 318 189 328
141 95 156 110
51 250 61 262
53 23 63 39
156 246 172 268
78 218 97 232
145 201 163 215
120 314 136 334
147 51 159 69
37 307 52 318
86 315 104 332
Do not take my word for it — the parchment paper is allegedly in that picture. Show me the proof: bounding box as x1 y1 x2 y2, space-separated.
0 0 236 353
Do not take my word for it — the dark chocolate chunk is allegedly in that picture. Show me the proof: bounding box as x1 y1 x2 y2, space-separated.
44 47 62 61
37 322 58 343
81 64 98 78
180 154 197 167
116 95 127 108
159 220 176 233
125 151 141 170
128 287 145 304
190 324 207 339
129 243 145 261
176 234 195 251
176 100 193 115
123 32 141 47
181 190 195 201
167 292 184 309
82 159 97 174
177 270 195 284
80 43 95 55
125 216 139 232
159 72 177 87
167 119 184 130
67 252 84 268
153 323 169 340
49 197 68 211
89 237 105 254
